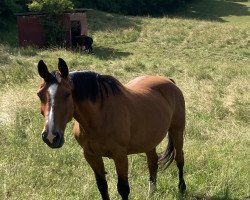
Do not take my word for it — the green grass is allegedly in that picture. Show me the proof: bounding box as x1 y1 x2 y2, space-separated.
0 1 250 199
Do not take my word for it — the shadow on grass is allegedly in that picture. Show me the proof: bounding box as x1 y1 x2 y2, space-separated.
92 46 132 60
175 0 250 22
87 10 142 33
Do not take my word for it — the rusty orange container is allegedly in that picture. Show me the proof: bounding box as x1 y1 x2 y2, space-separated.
16 10 88 48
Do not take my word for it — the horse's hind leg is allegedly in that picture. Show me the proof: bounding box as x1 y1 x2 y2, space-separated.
169 128 186 193
146 148 158 197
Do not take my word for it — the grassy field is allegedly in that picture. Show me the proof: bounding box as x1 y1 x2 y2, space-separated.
0 0 249 199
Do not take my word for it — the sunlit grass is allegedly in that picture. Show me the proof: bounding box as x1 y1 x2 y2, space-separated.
0 4 249 200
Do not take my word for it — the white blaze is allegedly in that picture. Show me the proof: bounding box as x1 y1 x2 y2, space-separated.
46 84 58 143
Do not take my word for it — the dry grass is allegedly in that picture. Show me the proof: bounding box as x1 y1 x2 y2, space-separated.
0 1 250 199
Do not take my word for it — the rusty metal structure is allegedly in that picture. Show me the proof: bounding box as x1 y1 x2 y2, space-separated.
16 9 88 48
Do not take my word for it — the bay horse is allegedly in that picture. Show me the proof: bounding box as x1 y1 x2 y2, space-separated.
37 58 186 200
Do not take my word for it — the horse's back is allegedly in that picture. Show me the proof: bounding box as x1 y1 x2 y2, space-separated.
124 75 185 153
126 75 172 89
126 75 184 106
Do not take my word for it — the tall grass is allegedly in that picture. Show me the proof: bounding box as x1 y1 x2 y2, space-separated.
0 1 249 199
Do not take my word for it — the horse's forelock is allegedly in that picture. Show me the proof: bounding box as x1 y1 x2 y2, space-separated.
44 71 58 83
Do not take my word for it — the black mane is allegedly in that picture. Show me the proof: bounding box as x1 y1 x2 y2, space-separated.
69 71 122 103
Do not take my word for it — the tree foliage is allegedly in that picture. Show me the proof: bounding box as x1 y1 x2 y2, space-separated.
28 0 74 14
0 0 19 19
75 0 190 15
0 0 30 16
0 0 190 20
0 0 29 27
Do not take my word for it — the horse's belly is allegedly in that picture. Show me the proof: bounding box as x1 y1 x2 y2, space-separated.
127 110 170 154
127 127 167 154
127 92 172 154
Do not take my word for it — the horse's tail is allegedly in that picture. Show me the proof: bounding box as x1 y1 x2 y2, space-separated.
158 133 174 170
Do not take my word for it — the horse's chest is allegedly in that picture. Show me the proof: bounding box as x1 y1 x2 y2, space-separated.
75 132 113 158
88 141 112 158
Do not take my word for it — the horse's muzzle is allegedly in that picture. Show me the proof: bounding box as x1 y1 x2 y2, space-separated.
42 131 64 148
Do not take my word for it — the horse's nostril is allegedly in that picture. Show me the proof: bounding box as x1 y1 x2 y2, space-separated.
42 130 64 148
52 131 64 148
42 131 48 141
54 131 61 143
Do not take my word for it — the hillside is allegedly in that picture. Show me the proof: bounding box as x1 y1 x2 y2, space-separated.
0 0 249 199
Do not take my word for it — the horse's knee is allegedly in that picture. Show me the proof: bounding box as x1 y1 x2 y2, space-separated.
117 176 130 200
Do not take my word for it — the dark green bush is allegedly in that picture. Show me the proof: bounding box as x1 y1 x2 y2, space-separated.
0 0 18 27
0 0 29 28
75 0 190 15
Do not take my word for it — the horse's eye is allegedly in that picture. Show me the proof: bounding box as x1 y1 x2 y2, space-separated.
65 93 71 99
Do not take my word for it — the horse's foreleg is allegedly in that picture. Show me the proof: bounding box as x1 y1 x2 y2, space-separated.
113 154 130 200
146 148 158 197
84 151 110 200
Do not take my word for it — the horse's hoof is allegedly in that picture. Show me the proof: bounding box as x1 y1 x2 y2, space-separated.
178 181 186 193
148 181 156 198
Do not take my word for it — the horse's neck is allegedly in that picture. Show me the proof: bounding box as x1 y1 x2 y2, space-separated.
72 88 128 133
73 100 102 132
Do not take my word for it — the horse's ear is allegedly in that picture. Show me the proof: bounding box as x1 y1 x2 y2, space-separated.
38 60 50 80
58 58 69 78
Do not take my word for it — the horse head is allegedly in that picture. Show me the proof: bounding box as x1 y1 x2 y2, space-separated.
37 58 74 148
